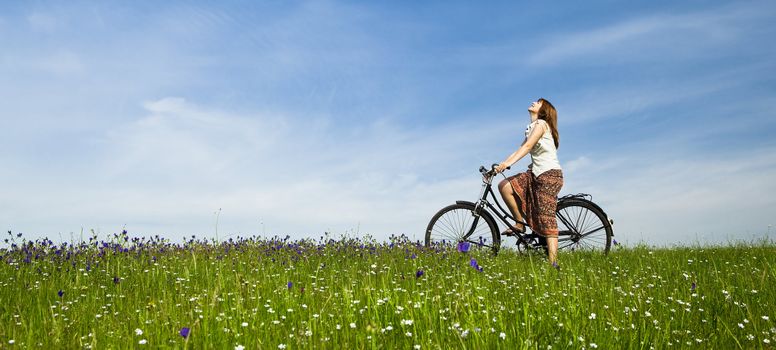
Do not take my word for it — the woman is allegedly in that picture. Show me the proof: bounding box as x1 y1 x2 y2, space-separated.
494 98 563 265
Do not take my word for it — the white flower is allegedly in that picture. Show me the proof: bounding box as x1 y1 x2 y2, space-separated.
414 345 421 350
763 316 770 321
235 345 245 350
401 319 414 326
499 332 506 340
589 313 596 320
278 344 286 349
405 331 413 337
644 311 652 317
335 324 341 330
739 323 744 328
764 339 771 344
241 322 248 327
590 343 598 348
138 339 147 345
350 322 356 329
9 340 15 344
135 328 143 336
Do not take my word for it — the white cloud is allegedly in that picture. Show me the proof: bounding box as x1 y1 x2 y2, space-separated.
526 4 766 66
2 97 509 242
563 146 776 246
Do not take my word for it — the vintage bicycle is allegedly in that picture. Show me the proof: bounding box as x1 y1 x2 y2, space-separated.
425 164 614 255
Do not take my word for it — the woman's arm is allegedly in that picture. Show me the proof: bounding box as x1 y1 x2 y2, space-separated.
495 122 545 173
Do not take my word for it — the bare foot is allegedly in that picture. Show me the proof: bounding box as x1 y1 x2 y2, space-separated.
501 224 525 236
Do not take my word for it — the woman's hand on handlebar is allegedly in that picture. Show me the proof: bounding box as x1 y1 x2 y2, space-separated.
494 163 509 174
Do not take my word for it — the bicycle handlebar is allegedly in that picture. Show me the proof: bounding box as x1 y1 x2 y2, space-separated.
480 163 510 178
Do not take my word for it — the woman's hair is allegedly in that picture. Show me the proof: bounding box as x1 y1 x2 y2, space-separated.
537 98 559 149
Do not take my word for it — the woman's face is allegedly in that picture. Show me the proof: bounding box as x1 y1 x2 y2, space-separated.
528 100 543 114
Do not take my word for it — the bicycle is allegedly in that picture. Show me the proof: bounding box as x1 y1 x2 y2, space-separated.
425 164 614 255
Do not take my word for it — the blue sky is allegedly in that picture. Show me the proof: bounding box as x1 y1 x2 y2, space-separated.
1 0 775 245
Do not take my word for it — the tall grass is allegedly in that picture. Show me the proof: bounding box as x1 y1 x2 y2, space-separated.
1 232 774 349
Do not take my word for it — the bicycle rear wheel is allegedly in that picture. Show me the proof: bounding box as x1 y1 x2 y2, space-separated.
555 199 613 253
425 202 500 254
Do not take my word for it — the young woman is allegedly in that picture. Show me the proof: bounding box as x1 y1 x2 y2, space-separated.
494 98 563 265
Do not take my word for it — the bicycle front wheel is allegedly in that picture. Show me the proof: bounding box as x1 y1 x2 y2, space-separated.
555 199 613 253
425 202 500 254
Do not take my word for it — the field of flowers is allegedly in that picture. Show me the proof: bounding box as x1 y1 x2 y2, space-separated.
1 230 774 349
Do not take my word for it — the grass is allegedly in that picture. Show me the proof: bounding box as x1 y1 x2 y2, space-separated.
1 231 774 349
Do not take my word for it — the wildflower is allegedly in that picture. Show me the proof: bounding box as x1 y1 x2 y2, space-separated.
457 241 471 253
9 340 15 344
590 344 598 348
58 290 64 298
278 344 287 349
469 258 483 272
241 322 248 327
138 339 147 345
589 313 596 320
350 322 356 329
287 282 293 289
401 319 414 326
763 316 770 321
405 331 413 337
180 327 190 338
500 332 506 340
738 323 744 329
644 311 652 317
691 282 696 291
764 339 771 344
414 345 421 350
113 277 120 284
235 345 245 350
135 328 143 336
416 270 424 278
552 261 560 270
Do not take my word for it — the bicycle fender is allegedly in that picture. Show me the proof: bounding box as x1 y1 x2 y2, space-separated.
559 197 615 234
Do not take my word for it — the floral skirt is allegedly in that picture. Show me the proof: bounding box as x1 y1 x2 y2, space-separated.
506 169 564 237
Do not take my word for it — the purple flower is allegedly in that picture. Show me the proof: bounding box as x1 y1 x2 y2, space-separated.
691 282 696 291
180 327 190 339
58 290 64 298
113 277 120 284
552 261 560 271
287 281 293 289
613 239 619 246
416 270 424 278
469 258 483 272
457 241 471 253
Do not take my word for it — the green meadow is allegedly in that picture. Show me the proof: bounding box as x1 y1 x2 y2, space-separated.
1 232 774 349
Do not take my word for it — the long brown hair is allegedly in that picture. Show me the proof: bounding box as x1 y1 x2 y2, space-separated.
537 98 559 149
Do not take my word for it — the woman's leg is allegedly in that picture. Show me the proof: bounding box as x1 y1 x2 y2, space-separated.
547 237 558 265
498 179 525 231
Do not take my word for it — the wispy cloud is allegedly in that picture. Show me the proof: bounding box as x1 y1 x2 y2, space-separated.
2 97 510 240
526 3 771 66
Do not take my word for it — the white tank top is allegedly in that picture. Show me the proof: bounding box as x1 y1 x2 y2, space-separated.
525 119 561 176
